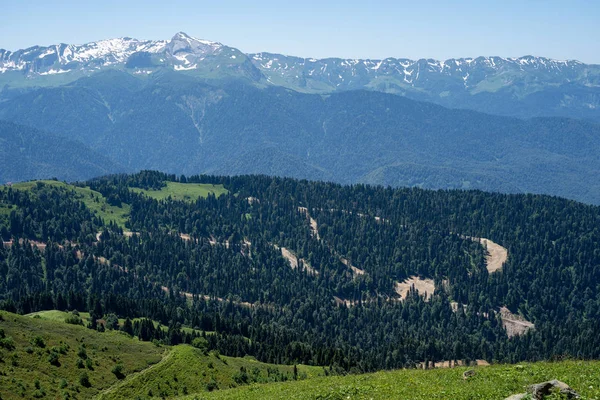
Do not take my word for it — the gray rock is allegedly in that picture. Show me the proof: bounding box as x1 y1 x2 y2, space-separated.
528 380 580 399
462 369 476 380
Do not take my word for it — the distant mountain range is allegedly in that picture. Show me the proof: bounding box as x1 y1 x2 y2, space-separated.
2 32 600 120
1 72 599 204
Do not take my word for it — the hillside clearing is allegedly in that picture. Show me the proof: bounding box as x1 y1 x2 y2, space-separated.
132 182 228 201
480 238 508 273
395 276 435 300
6 180 130 227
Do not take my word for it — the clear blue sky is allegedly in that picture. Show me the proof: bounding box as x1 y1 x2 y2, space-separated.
2 0 599 63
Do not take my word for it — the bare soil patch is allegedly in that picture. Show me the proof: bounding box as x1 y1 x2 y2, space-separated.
395 276 435 301
277 245 318 275
480 238 507 273
499 306 534 337
419 359 490 369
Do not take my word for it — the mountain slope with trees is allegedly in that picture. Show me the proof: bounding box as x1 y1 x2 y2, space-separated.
1 74 600 203
1 172 599 376
0 120 124 183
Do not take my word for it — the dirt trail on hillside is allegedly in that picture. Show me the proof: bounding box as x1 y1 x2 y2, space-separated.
274 244 318 275
160 286 254 308
94 349 172 400
298 207 320 240
340 257 366 277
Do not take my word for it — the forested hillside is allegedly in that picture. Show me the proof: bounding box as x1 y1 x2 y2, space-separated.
1 172 599 375
0 120 123 183
2 73 600 203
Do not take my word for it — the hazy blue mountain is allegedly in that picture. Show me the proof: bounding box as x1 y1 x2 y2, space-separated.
1 72 599 204
0 120 124 183
1 33 600 120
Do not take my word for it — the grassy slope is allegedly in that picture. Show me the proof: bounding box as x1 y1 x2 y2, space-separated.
98 345 323 400
4 180 227 228
183 361 600 400
0 311 164 400
131 182 228 202
0 311 322 400
7 180 130 228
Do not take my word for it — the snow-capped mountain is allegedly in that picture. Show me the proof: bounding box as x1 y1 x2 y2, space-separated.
251 53 593 91
1 32 599 120
0 32 259 79
1 32 595 87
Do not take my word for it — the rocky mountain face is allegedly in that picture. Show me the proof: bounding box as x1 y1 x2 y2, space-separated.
1 32 600 120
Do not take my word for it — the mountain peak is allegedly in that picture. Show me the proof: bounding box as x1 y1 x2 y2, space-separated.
172 32 192 40
170 32 220 47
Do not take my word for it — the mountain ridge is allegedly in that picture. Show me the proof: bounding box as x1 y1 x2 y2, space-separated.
2 32 600 121
1 32 591 75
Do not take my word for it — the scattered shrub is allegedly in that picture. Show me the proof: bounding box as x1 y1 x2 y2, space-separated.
111 363 125 379
47 351 60 366
77 346 87 359
205 378 218 392
31 336 46 348
78 372 91 387
65 313 83 326
0 336 15 350
191 337 208 354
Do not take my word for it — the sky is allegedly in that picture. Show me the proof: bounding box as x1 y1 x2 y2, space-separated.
2 0 599 63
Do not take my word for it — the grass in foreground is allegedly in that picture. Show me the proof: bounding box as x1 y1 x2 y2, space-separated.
131 182 228 202
182 361 600 400
7 180 130 228
0 311 164 400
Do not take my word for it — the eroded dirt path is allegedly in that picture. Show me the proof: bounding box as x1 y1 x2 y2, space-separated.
160 286 254 308
274 244 318 275
298 207 320 240
339 257 366 277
